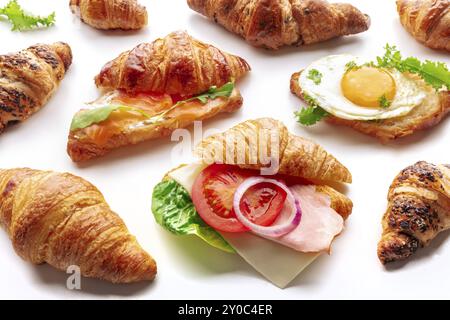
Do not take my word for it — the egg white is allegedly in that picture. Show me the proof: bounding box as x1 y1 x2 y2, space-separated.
298 54 427 121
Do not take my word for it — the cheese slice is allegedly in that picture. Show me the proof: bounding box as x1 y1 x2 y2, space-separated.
167 163 320 288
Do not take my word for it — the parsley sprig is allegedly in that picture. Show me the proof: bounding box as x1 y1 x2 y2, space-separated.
378 95 391 108
0 0 55 31
295 94 329 126
307 69 323 85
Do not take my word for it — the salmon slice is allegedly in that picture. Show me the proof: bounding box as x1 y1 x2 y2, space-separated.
67 89 243 162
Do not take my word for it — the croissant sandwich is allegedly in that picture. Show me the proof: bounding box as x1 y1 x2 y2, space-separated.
378 161 450 265
0 42 72 134
397 0 450 52
0 168 157 283
67 31 250 162
151 118 352 288
70 0 148 30
187 0 370 49
290 45 450 142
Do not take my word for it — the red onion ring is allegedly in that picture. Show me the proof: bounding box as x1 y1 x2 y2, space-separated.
233 177 302 237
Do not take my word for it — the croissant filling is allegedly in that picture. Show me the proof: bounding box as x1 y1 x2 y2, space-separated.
72 89 233 146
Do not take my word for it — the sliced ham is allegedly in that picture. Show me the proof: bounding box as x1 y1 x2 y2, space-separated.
260 185 344 253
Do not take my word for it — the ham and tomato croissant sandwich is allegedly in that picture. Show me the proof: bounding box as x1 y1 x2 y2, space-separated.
70 0 148 30
67 31 250 162
378 161 450 265
187 0 371 50
397 0 450 52
0 42 72 134
290 44 450 142
0 168 157 283
151 118 352 288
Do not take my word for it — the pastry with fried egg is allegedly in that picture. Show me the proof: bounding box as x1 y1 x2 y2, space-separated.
290 45 450 142
67 31 250 162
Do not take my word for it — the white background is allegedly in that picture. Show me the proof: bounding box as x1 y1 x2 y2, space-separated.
0 0 449 300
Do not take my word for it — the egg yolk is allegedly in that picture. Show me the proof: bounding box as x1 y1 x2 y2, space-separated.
341 67 396 108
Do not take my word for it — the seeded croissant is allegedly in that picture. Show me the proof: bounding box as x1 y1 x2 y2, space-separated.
378 161 450 264
0 42 72 134
397 0 450 52
0 168 157 283
187 0 371 49
70 0 148 30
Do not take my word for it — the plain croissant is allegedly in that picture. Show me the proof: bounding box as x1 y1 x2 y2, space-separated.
70 0 148 30
397 0 450 52
187 0 371 49
0 168 157 283
95 30 251 97
195 117 352 184
0 42 72 134
378 161 450 264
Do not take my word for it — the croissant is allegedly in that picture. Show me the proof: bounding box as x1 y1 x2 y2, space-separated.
70 0 148 30
0 42 72 134
195 117 352 184
397 0 450 52
68 31 250 162
187 0 371 49
0 168 157 283
378 161 450 264
95 31 250 97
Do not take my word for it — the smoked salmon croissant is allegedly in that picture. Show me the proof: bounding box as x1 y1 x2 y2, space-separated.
187 0 371 49
0 168 157 283
397 0 450 52
378 161 450 265
70 0 148 30
0 42 72 134
67 31 250 162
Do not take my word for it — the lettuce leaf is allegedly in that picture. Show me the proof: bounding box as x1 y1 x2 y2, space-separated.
0 0 55 31
152 179 235 253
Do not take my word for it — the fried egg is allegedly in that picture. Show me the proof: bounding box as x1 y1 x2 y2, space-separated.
298 54 427 121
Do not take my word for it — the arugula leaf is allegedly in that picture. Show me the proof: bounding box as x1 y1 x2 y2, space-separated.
0 0 55 31
307 69 323 85
295 94 329 126
70 105 151 131
376 44 450 90
378 95 391 108
152 179 235 254
187 81 235 104
151 81 235 122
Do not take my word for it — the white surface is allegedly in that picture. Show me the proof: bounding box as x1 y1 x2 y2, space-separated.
0 0 449 300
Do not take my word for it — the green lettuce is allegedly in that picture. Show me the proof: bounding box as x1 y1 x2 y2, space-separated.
152 179 235 253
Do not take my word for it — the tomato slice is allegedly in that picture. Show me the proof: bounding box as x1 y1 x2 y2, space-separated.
191 164 287 233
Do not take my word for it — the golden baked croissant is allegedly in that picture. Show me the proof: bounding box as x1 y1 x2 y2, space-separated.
0 42 72 134
70 0 148 30
95 31 250 97
397 0 450 52
0 168 157 283
68 31 250 162
378 161 450 264
187 0 371 49
195 117 352 184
